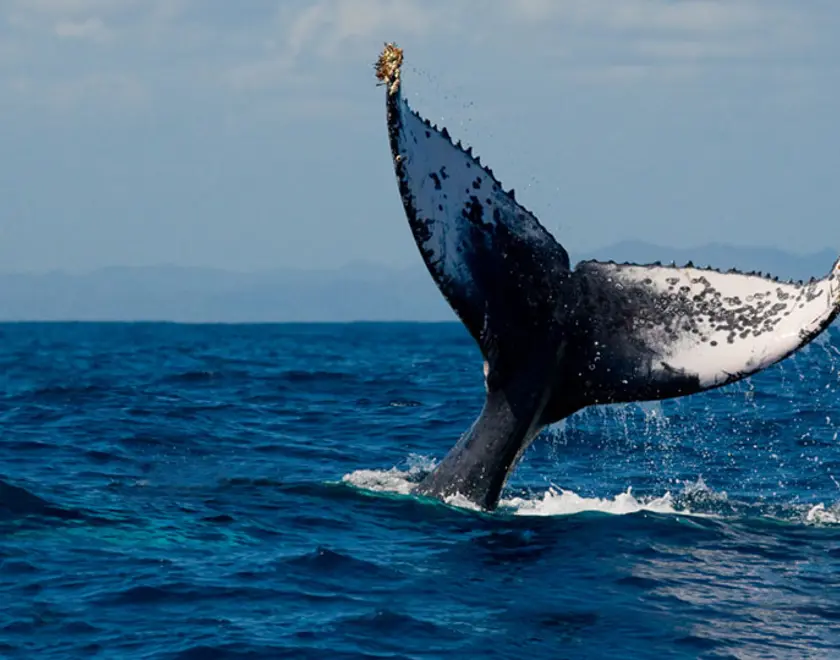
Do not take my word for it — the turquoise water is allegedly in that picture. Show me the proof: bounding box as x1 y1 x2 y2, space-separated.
2 322 840 658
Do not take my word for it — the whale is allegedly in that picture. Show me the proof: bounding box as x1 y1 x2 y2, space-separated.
374 43 840 511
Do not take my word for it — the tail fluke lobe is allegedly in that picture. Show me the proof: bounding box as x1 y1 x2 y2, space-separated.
375 43 570 374
572 258 840 401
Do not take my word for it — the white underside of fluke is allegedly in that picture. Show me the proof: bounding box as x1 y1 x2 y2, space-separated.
581 260 840 388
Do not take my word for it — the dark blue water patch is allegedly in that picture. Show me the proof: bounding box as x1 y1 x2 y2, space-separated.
0 479 87 522
10 383 112 403
284 546 397 575
0 560 40 576
168 645 419 660
159 370 227 384
3 322 840 658
280 369 359 384
93 582 281 607
323 608 467 655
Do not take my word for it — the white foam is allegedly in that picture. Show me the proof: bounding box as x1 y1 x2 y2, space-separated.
443 493 484 512
342 463 840 528
805 503 840 525
341 467 417 495
342 460 692 518
501 487 682 517
341 454 436 496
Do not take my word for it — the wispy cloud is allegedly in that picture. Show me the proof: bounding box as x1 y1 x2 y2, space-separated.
282 0 443 58
7 72 149 112
504 0 813 73
216 0 818 97
54 16 111 42
50 72 148 109
0 0 830 115
15 0 133 17
512 0 765 32
2 0 188 110
509 0 807 40
223 0 454 91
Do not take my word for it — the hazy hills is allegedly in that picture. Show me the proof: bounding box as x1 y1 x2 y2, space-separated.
1 242 837 322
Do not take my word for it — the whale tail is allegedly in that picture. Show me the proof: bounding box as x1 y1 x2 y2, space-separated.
375 43 840 510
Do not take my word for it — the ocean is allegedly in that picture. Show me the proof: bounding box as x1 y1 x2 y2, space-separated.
1 321 839 659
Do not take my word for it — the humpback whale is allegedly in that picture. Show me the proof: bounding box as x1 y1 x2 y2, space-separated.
374 43 840 511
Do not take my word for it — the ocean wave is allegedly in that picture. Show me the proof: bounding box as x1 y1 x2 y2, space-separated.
95 582 279 606
329 608 460 642
5 323 840 657
281 370 358 384
159 370 223 384
7 383 110 403
283 547 401 581
168 644 416 660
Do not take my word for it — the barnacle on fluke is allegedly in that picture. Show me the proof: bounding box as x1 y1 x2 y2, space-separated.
373 42 840 512
374 42 403 94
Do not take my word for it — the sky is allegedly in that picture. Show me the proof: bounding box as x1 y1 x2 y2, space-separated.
1 0 839 273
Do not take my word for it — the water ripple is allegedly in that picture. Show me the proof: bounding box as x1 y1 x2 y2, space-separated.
2 322 840 658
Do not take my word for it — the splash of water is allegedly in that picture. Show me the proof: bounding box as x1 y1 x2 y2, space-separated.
342 462 840 527
501 487 681 517
342 461 690 517
805 502 840 525
341 454 437 496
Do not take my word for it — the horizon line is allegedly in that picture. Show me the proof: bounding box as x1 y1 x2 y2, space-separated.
1 240 837 277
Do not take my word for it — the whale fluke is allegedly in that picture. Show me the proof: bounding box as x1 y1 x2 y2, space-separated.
375 43 840 511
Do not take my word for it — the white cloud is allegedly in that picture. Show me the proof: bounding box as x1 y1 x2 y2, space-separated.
1 0 191 111
6 0 187 37
635 38 754 61
57 73 147 109
279 0 445 56
9 72 149 111
221 0 454 91
13 0 138 17
54 16 111 42
507 0 809 63
218 0 815 94
509 0 778 33
0 0 830 115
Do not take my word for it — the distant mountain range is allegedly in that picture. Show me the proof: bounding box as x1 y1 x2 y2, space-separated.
1 241 837 322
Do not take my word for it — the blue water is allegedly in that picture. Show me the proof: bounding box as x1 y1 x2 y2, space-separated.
2 322 840 659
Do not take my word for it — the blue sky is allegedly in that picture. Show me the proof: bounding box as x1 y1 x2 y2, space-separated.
1 0 839 273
